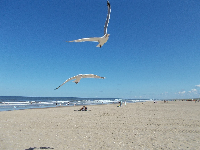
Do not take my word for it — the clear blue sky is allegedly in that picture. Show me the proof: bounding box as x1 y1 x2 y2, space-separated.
1 0 200 99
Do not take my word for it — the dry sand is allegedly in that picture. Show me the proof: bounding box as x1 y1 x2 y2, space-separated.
0 101 200 150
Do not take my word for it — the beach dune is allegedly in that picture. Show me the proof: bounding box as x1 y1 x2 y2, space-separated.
0 101 200 149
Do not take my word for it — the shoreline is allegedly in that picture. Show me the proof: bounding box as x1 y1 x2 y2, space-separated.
0 97 129 112
0 101 200 149
0 101 122 112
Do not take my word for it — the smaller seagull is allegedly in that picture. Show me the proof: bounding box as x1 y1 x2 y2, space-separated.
54 74 105 90
67 0 111 48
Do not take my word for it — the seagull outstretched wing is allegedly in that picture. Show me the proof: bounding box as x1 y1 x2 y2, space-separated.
66 1 111 48
104 0 111 35
67 37 101 43
54 75 77 90
54 74 105 90
81 74 105 79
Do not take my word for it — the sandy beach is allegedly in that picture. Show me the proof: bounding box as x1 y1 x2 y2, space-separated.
0 101 200 150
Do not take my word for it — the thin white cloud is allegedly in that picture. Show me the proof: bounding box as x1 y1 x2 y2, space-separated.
178 91 186 94
195 84 200 87
191 89 197 92
161 92 168 95
188 88 198 94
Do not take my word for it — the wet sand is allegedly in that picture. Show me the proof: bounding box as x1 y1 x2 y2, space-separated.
0 101 200 150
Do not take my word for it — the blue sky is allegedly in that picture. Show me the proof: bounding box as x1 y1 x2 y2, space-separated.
1 0 200 99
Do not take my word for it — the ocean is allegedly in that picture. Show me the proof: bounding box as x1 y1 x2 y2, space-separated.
0 96 151 112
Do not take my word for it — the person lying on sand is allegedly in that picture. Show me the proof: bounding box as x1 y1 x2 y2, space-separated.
79 106 87 111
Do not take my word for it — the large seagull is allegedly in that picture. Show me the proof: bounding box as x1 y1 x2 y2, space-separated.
67 1 111 48
54 74 105 90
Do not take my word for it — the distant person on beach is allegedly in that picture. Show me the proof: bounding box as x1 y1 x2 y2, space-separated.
79 106 87 111
118 101 122 107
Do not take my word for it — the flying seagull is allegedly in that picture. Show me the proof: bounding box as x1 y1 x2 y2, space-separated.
67 0 111 48
54 74 105 90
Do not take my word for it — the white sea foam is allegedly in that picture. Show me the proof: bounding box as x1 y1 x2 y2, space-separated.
0 104 28 106
93 99 119 104
52 101 69 103
3 101 30 104
38 102 54 104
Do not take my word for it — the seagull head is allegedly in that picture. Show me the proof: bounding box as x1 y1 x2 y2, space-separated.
106 34 110 37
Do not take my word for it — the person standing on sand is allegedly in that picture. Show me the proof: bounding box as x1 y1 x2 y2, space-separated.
119 101 122 107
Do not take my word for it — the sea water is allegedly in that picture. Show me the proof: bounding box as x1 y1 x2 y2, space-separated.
0 96 150 112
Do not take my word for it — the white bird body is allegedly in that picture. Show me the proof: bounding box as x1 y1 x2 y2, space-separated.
67 1 111 48
55 74 105 90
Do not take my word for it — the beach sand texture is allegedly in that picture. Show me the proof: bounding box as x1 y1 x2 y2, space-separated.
0 101 200 150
